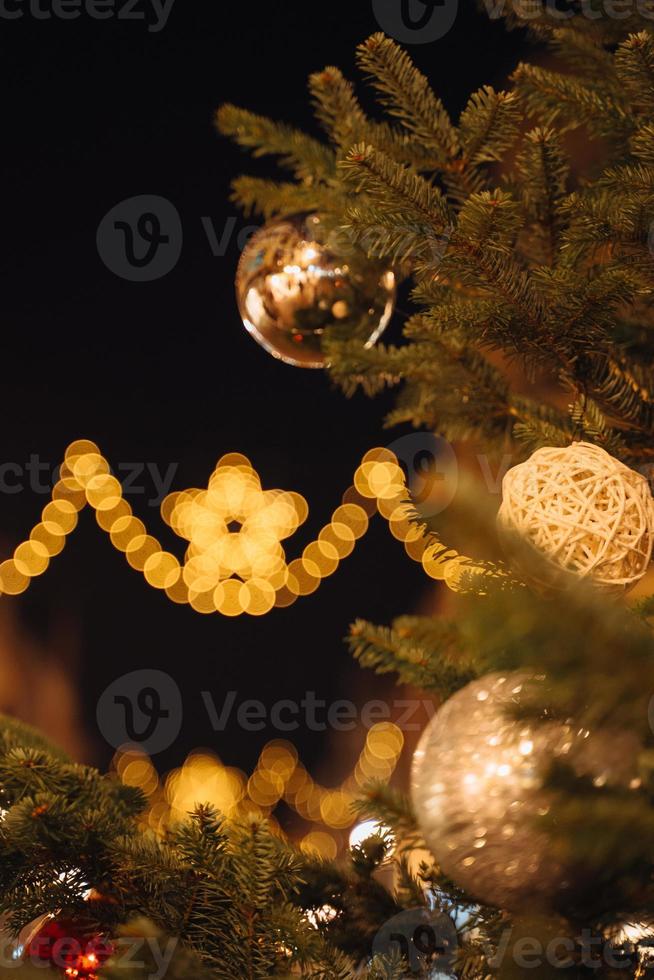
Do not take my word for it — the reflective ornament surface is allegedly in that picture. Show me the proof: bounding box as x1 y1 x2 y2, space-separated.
235 213 396 368
603 916 654 971
411 672 641 910
20 915 114 980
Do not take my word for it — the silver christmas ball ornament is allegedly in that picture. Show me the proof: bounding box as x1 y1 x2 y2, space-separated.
411 672 641 910
235 213 396 368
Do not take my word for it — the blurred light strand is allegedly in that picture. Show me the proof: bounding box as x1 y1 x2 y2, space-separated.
113 721 405 854
0 439 483 611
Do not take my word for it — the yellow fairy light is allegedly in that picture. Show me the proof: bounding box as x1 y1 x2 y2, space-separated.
114 729 405 848
121 757 159 797
241 577 276 616
367 722 404 759
126 535 161 572
0 560 30 595
388 502 415 541
319 522 355 559
110 515 146 552
259 740 298 777
404 524 430 562
165 575 190 605
301 831 338 860
0 438 500 613
30 523 66 558
320 789 355 829
303 540 339 578
42 499 79 536
422 541 460 580
332 503 369 539
144 551 180 590
361 447 397 465
14 541 49 577
188 588 217 615
286 558 321 596
247 769 285 807
85 473 123 511
65 438 102 459
213 578 246 617
95 498 131 532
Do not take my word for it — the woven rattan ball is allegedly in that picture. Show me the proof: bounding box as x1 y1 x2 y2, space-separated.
497 442 654 595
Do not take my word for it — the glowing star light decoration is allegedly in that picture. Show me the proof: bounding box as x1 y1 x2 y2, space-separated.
0 439 489 616
163 453 308 616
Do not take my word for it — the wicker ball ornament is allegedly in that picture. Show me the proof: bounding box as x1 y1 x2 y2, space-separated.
497 442 654 595
411 672 641 911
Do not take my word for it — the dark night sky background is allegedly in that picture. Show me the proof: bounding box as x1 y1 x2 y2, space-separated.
0 2 526 785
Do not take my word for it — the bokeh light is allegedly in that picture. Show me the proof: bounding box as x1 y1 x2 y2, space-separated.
110 724 405 851
0 439 488 606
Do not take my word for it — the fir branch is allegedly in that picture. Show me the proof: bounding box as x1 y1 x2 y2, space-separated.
614 31 654 118
568 396 629 457
513 127 569 265
229 176 345 220
348 616 476 696
584 352 654 431
512 62 631 141
355 34 460 163
631 122 654 164
458 86 521 166
549 26 619 81
339 144 451 234
309 66 437 170
216 105 335 181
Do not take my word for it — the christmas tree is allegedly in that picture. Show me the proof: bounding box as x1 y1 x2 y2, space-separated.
5 4 654 978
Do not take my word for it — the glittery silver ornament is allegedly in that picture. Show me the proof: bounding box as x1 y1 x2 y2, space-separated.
411 672 641 910
235 213 396 368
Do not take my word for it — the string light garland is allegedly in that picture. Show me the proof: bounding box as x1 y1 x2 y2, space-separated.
112 721 405 855
0 439 487 614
